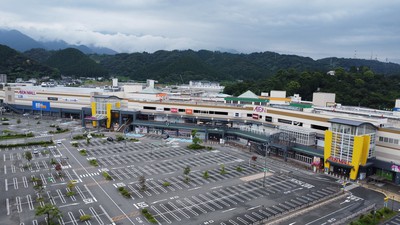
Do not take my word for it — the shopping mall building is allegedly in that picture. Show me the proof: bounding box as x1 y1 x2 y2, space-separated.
1 81 400 184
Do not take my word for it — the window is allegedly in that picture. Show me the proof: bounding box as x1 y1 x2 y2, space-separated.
278 118 292 124
311 124 328 131
265 116 272 122
143 106 156 110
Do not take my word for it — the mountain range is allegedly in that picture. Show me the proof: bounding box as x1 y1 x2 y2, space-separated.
0 29 117 55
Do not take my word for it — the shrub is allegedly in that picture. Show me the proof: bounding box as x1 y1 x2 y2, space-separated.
116 135 125 142
203 171 210 179
71 142 79 147
2 122 9 125
163 182 170 187
88 159 98 167
79 149 87 156
80 214 91 222
187 143 205 150
72 135 85 140
206 146 213 150
118 187 124 191
141 208 148 214
66 191 75 197
1 117 9 121
236 166 243 172
102 172 112 180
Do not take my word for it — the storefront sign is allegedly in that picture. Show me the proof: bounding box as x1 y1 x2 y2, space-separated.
18 90 36 95
32 101 50 111
17 95 24 99
252 113 259 119
254 106 267 113
62 98 78 102
156 107 164 112
48 97 58 101
185 109 193 114
171 108 178 113
234 112 241 117
391 165 400 172
327 156 350 166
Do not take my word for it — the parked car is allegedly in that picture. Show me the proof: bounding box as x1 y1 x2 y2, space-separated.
107 137 114 142
33 149 39 154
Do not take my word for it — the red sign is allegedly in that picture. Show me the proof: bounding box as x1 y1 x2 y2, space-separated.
328 156 350 165
185 109 193 114
171 108 178 113
252 113 259 119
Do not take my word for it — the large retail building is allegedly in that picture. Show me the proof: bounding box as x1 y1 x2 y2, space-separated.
1 82 400 184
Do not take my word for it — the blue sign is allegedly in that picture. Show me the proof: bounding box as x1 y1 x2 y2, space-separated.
32 101 50 111
393 108 400 112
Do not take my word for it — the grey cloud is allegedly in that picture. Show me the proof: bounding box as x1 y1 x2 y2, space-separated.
0 0 399 63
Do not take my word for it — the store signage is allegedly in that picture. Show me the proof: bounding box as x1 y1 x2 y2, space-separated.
18 90 36 95
185 109 193 114
234 112 241 117
254 106 267 113
252 113 259 119
17 95 24 99
48 97 58 101
327 156 350 166
156 107 164 112
391 165 400 172
62 98 78 102
171 108 178 113
32 101 50 111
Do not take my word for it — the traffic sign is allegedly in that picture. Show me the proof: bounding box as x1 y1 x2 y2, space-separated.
263 168 268 172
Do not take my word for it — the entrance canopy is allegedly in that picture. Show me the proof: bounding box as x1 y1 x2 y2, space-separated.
84 115 107 122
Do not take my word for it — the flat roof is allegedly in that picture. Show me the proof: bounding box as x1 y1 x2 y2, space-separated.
15 86 105 94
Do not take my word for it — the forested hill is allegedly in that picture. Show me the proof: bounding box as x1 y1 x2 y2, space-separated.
0 44 59 81
93 50 400 83
45 48 108 77
224 67 400 109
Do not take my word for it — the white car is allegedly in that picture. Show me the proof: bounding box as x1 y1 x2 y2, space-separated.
56 140 62 145
33 149 39 154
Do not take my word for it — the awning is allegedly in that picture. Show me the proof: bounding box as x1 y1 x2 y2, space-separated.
292 147 324 158
327 159 354 169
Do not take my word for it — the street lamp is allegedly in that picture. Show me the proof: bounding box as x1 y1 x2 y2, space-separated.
263 142 269 187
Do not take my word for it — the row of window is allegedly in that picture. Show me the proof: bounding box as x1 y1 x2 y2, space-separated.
378 136 399 145
143 106 228 115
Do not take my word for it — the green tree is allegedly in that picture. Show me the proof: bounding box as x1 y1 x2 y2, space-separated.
66 180 75 190
24 151 33 162
139 175 146 192
35 203 62 225
220 164 227 174
203 171 209 179
183 166 191 183
17 118 21 124
191 130 202 146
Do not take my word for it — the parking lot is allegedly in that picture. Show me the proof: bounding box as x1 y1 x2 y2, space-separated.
0 115 350 225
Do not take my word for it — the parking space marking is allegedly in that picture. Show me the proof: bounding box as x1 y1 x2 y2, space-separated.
84 184 98 202
5 178 8 191
27 194 34 210
68 211 79 225
56 189 66 203
13 177 18 189
16 196 22 213
75 185 87 199
152 205 171 224
11 165 15 173
160 203 181 221
89 207 104 225
176 199 198 216
4 165 6 174
169 201 190 219
184 198 207 213
127 184 143 198
22 176 28 188
6 198 10 215
192 196 215 211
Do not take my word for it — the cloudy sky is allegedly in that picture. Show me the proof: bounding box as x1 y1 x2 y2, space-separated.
1 0 399 62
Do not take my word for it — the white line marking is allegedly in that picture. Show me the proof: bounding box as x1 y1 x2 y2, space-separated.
152 199 168 204
222 208 236 213
188 187 201 191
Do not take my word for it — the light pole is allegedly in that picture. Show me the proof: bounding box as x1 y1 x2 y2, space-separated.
262 142 269 187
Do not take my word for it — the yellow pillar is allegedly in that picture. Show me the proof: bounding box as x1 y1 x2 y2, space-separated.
324 130 333 170
350 136 369 180
116 101 121 108
91 102 97 127
106 103 112 129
